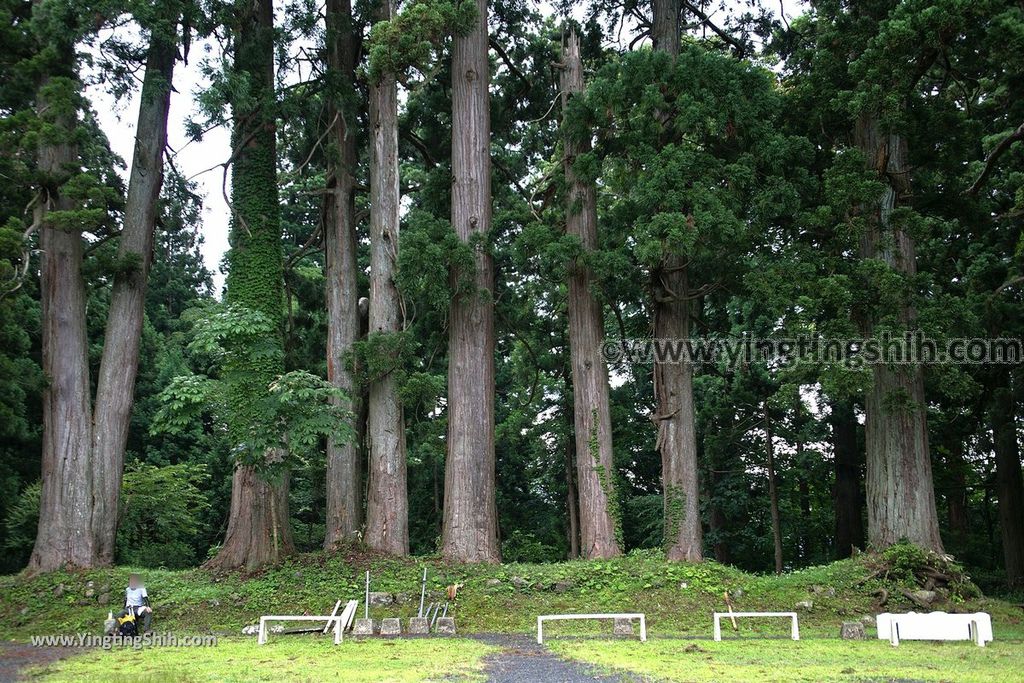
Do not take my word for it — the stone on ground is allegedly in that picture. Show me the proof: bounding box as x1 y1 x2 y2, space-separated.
841 621 866 640
407 617 429 634
613 618 634 636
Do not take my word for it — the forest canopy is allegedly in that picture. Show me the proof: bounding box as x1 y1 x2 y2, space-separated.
0 0 1022 592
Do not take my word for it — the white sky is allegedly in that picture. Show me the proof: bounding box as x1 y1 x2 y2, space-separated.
88 1 801 295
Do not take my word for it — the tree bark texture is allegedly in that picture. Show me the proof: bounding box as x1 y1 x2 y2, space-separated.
831 398 865 558
364 0 409 555
323 0 363 547
30 42 96 571
561 30 621 559
441 0 500 563
207 0 294 570
855 113 943 552
91 14 178 564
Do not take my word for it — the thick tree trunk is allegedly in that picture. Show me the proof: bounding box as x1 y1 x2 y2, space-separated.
364 0 408 555
30 59 97 572
831 398 865 558
651 0 680 54
91 18 177 564
855 113 943 552
207 0 294 570
650 0 702 563
442 0 500 563
210 464 293 571
991 378 1024 588
560 31 621 559
323 0 363 547
766 413 783 574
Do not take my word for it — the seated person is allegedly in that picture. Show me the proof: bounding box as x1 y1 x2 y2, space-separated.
115 573 153 633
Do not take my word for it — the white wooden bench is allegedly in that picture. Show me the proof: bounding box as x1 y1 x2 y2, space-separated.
876 612 992 647
536 613 647 644
258 600 358 645
713 612 799 641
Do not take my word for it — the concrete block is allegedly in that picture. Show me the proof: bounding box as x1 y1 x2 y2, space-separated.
352 618 375 636
407 617 429 634
435 617 456 635
380 618 401 636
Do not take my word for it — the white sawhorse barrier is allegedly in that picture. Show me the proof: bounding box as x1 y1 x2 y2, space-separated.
536 613 647 644
713 612 800 641
876 612 992 647
258 600 358 645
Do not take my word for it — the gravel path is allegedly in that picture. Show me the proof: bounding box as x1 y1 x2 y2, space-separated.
0 641 80 682
472 634 639 683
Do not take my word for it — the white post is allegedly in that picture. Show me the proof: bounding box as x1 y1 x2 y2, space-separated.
537 616 544 644
713 613 722 642
334 614 342 645
890 621 900 647
971 620 984 647
791 614 799 641
639 615 647 642
258 617 267 645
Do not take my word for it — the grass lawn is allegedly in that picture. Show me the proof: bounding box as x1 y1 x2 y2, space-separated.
25 636 497 683
548 637 1024 683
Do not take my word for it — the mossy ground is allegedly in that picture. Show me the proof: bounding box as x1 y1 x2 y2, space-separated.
548 638 1024 683
25 637 495 682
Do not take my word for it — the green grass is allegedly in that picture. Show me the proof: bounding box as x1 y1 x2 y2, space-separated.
26 637 496 682
1 548 1021 640
547 638 1024 682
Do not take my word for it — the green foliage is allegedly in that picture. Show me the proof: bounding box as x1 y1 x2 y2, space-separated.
352 330 417 387
395 209 476 311
116 463 211 569
366 0 477 82
153 303 354 470
501 530 559 564
3 481 40 563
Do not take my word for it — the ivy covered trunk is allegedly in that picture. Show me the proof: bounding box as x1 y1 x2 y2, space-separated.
441 0 500 563
207 0 294 570
364 0 408 555
323 0 362 547
30 32 98 572
991 377 1024 588
855 114 943 553
560 31 620 559
831 398 864 558
651 0 702 562
91 10 178 563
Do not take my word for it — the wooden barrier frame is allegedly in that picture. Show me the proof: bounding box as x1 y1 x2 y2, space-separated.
258 600 358 645
713 612 799 641
536 613 647 644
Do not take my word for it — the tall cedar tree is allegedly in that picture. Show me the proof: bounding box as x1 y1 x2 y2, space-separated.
442 0 500 562
30 0 179 571
651 0 703 561
560 29 620 558
323 0 363 547
365 0 409 555
206 0 294 570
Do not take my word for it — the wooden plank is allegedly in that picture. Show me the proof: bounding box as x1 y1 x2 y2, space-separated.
322 600 342 635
